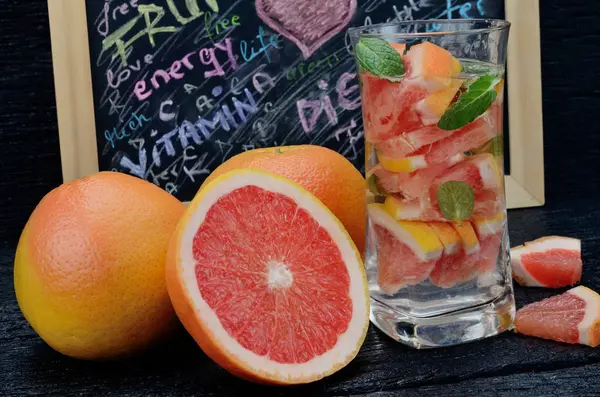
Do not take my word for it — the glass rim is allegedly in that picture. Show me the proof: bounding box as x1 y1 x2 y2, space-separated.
348 18 511 40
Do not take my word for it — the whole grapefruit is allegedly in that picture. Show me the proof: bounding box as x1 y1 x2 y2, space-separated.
14 172 186 360
202 145 366 254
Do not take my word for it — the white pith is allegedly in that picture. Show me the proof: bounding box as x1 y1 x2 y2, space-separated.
267 261 293 290
388 197 424 220
473 214 506 238
178 172 367 381
568 286 600 345
475 155 502 190
368 204 442 262
510 236 581 287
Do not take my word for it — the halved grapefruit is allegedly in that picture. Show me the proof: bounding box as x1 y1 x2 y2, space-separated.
514 286 600 346
369 204 443 294
166 170 369 384
511 236 582 288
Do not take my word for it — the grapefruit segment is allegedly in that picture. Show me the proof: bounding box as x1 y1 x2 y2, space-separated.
473 213 507 273
515 286 600 347
383 195 444 222
511 236 582 288
390 42 407 55
369 204 443 294
421 115 496 165
378 151 428 172
404 41 462 91
361 75 427 143
452 222 480 256
166 170 369 384
370 154 464 198
415 80 463 125
432 153 504 195
375 125 456 159
428 222 469 288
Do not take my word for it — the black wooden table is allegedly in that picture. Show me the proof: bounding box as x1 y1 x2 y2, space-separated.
3 0 600 395
2 197 600 396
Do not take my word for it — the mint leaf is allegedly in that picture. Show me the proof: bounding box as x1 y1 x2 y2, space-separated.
437 75 501 131
356 38 404 79
489 135 504 157
437 181 474 224
367 174 383 196
474 135 503 157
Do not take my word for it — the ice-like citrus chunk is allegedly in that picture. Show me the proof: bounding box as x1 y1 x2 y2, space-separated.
369 204 443 294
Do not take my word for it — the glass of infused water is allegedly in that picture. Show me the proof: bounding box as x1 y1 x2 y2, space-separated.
349 19 514 348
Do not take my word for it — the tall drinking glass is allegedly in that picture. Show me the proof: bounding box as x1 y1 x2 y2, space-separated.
349 20 514 348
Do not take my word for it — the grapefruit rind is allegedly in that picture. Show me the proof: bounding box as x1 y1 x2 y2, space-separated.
369 204 443 261
515 286 600 347
166 169 369 384
511 236 581 288
451 222 480 256
378 152 427 173
569 286 600 347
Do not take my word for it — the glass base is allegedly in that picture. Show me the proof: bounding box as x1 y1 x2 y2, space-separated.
369 283 515 348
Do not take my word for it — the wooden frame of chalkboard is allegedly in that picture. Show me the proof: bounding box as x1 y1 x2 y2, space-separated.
47 0 544 209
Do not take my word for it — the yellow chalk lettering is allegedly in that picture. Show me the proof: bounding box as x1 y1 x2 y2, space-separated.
139 4 177 47
167 0 202 25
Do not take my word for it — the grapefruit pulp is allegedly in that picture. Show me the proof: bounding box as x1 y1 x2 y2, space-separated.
166 170 369 384
511 236 582 288
369 204 443 294
514 286 600 346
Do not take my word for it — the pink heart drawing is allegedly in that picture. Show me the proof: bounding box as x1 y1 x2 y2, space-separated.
256 0 357 59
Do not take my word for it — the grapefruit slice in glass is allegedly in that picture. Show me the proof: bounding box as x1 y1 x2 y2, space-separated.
473 213 507 273
428 222 470 288
166 170 369 384
515 286 600 346
511 236 582 288
369 204 443 294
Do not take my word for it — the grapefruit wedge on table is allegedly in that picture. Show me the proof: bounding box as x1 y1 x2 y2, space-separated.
511 236 582 288
515 286 600 347
166 170 369 384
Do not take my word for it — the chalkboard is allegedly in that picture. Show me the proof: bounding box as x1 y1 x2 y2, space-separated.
85 0 505 202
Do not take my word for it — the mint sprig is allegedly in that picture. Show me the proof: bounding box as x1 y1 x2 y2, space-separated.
367 174 383 196
356 38 404 79
438 75 501 131
437 181 474 224
475 135 504 157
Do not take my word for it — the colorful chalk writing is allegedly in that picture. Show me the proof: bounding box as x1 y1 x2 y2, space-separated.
84 0 504 201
